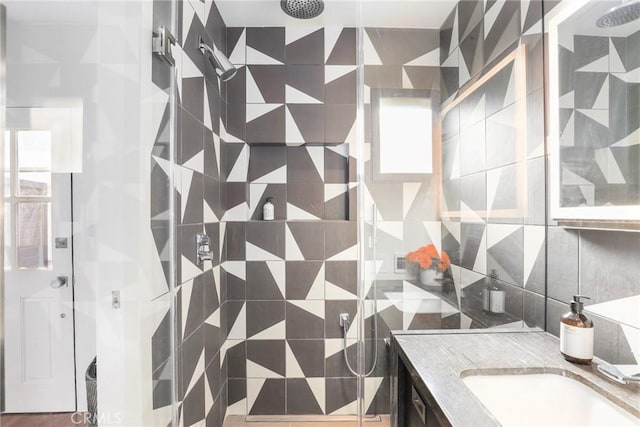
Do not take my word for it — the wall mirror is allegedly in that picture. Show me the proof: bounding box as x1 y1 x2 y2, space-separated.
439 45 528 221
548 0 640 223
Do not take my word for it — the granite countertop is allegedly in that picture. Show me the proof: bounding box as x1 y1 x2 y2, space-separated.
392 330 640 426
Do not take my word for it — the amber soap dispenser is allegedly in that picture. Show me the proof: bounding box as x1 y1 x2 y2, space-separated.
560 295 594 365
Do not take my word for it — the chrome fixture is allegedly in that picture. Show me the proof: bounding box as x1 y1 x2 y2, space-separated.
280 0 324 19
598 364 640 384
339 313 350 328
196 233 214 265
152 25 176 66
50 276 69 289
198 37 237 81
597 0 640 27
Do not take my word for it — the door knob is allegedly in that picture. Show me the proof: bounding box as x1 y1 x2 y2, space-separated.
50 276 69 289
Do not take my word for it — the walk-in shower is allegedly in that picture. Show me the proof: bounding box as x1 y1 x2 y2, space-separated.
0 0 588 425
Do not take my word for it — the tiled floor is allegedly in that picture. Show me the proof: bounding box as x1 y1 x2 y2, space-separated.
1 413 88 427
224 415 391 427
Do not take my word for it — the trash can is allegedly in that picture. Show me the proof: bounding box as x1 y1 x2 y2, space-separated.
86 357 97 427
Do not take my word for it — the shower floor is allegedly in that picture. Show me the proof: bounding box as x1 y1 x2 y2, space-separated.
224 415 391 426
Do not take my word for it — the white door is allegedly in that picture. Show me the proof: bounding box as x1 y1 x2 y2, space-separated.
3 129 76 412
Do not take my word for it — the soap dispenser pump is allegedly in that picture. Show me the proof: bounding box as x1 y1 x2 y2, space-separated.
560 295 594 365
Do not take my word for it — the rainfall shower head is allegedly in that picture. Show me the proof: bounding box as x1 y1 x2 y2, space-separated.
280 0 325 19
198 37 238 81
596 0 640 27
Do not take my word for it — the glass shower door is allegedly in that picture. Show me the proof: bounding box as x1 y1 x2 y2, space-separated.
0 1 179 425
356 1 547 424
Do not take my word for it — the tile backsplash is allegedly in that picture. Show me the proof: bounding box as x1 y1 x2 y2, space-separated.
546 227 640 364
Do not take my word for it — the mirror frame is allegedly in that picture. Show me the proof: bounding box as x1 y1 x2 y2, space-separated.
439 45 528 221
548 0 640 222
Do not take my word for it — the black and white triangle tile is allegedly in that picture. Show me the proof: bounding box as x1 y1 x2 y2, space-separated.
286 378 325 415
487 224 524 287
325 27 357 65
246 301 286 341
285 261 325 300
286 339 325 378
246 221 286 261
246 261 285 300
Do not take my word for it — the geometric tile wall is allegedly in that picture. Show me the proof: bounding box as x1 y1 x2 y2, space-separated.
154 2 549 418
219 23 474 417
221 24 364 417
151 0 229 425
149 1 638 424
221 23 464 417
438 0 547 332
150 0 176 419
557 30 640 207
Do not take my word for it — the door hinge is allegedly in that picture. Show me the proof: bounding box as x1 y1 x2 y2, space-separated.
152 25 176 66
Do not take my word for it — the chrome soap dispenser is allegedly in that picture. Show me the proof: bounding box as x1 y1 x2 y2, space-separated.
560 295 594 365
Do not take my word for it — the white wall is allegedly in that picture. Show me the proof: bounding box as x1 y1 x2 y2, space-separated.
93 1 172 425
6 2 170 423
6 15 98 413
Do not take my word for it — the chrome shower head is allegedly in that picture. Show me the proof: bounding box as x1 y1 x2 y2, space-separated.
597 1 640 27
280 0 324 19
198 37 238 82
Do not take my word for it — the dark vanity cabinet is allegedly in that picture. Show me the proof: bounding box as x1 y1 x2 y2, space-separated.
392 339 450 427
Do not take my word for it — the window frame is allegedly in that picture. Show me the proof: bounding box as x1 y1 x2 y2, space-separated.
371 88 439 182
4 129 54 270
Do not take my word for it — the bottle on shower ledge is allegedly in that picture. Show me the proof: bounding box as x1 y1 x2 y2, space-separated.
263 197 274 221
482 269 505 315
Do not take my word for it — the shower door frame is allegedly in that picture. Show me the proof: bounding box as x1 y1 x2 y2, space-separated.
0 3 6 413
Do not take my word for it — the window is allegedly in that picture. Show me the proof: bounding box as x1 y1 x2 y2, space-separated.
4 130 54 270
372 89 436 181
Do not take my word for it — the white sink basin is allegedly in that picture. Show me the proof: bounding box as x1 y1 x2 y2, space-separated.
463 373 639 426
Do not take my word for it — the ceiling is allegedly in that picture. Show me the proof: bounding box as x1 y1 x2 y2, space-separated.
4 1 97 24
3 0 458 29
216 0 457 29
561 0 640 38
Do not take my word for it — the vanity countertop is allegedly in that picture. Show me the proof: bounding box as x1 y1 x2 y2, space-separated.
392 330 640 426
